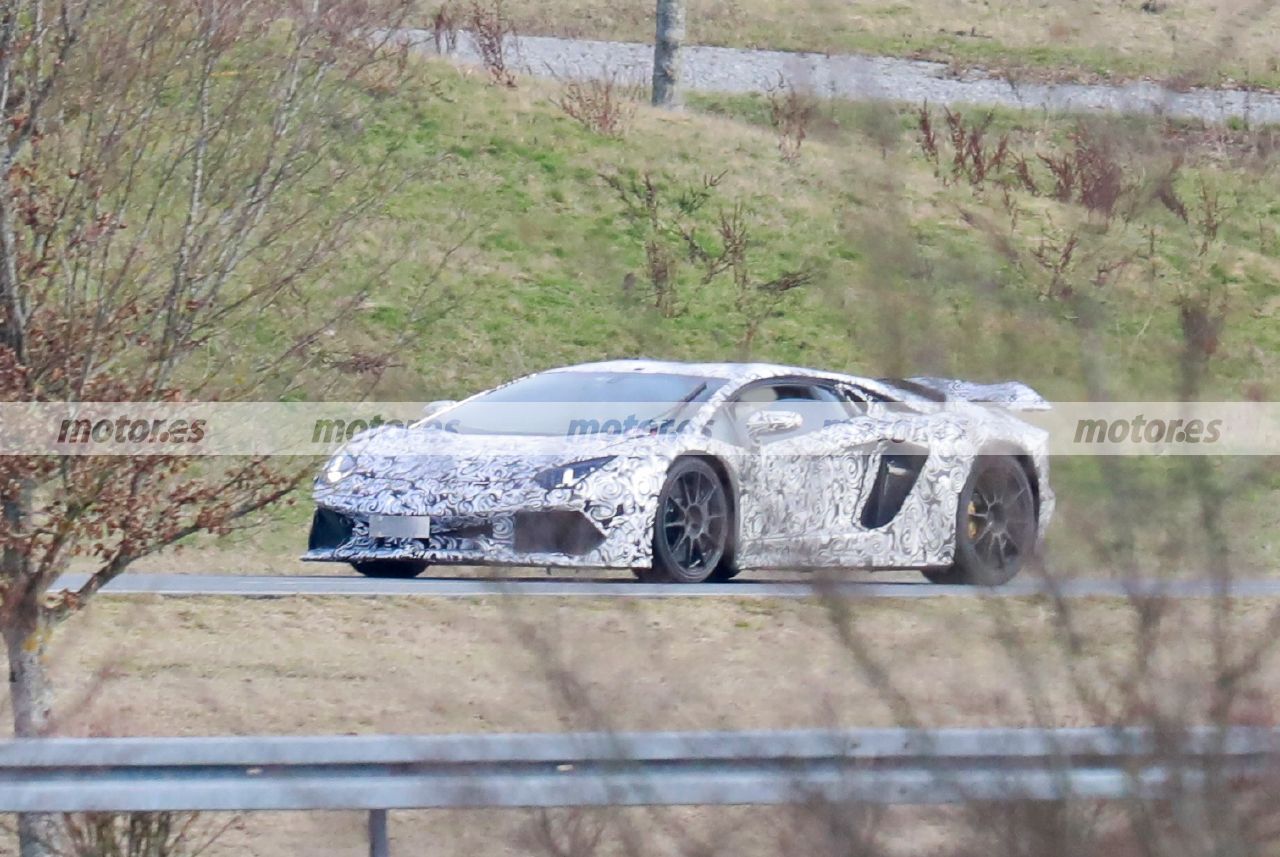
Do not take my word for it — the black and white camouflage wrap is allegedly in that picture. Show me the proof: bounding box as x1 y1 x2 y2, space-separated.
304 361 1054 572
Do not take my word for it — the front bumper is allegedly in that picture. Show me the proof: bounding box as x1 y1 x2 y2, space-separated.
302 503 651 569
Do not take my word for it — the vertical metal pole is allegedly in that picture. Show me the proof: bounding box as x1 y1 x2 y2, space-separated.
652 0 685 107
368 809 389 857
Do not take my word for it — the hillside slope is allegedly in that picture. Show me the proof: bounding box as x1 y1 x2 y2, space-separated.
204 58 1280 575
314 63 1278 403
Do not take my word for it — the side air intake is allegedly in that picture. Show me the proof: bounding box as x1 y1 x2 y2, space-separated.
860 446 928 529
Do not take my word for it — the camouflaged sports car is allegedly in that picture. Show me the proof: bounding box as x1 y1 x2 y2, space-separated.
304 360 1054 584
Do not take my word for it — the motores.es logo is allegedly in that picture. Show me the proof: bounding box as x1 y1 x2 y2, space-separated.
58 416 207 445
1073 414 1223 445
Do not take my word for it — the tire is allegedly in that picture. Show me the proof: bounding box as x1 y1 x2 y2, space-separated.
642 458 734 584
924 456 1036 586
634 563 739 583
351 560 429 579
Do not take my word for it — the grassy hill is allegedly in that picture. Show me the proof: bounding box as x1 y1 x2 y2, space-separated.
198 56 1280 575
306 63 1278 401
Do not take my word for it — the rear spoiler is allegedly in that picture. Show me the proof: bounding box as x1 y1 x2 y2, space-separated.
901 377 1051 411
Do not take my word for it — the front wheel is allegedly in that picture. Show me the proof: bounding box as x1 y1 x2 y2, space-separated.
351 560 429 579
642 458 733 584
925 456 1036 586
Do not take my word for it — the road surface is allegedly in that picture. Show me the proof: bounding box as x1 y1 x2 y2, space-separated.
50 572 1280 599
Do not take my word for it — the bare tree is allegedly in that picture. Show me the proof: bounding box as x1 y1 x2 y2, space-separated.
0 2 423 854
651 0 685 108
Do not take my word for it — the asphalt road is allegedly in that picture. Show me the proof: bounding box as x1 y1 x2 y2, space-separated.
49 572 1280 599
395 29 1280 125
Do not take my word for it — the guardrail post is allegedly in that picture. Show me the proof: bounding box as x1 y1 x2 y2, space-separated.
368 809 389 857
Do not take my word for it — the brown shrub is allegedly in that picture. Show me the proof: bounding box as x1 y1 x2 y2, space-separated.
554 70 641 138
766 76 817 163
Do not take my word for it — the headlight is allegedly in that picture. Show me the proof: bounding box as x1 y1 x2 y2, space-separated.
533 456 616 490
322 452 357 485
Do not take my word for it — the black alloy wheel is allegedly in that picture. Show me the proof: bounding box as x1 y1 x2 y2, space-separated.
641 458 732 583
925 456 1036 586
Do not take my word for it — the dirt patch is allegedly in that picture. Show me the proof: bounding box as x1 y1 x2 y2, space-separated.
5 594 1277 855
26 594 1280 735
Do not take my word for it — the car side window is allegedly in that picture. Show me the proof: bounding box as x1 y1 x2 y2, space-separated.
846 384 893 405
706 385 775 446
709 382 853 446
801 384 858 431
837 385 872 416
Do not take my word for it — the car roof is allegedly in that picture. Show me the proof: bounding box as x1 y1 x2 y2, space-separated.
555 359 846 381
539 360 942 404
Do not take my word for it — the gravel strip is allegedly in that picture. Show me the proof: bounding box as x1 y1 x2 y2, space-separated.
393 29 1280 125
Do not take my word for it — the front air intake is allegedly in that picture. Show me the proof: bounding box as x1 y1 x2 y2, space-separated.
513 511 606 556
308 508 355 549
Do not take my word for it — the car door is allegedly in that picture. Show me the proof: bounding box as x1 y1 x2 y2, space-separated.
710 380 868 566
822 383 954 567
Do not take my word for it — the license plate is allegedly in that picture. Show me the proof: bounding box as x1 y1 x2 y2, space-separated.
367 515 431 539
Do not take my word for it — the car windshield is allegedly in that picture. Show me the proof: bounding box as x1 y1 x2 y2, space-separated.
424 371 725 437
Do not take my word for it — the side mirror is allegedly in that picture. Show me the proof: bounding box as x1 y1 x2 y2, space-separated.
422 400 457 418
745 409 804 440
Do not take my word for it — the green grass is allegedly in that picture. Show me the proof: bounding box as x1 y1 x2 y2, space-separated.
176 57 1280 574
319 72 1278 402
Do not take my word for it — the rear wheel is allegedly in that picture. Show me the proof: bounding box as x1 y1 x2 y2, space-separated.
924 456 1036 586
707 565 741 582
641 458 733 584
351 560 429 579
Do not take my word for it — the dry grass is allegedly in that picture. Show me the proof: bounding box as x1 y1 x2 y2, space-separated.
27 595 1280 735
0 805 971 857
3 593 1277 854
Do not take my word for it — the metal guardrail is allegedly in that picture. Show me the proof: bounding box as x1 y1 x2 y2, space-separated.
0 728 1274 857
